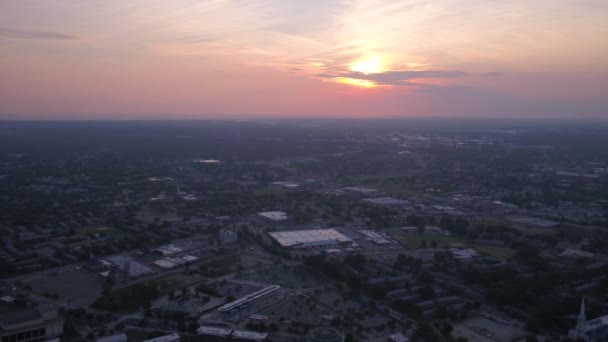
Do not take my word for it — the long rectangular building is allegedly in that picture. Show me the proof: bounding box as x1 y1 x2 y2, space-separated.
268 229 353 248
217 285 280 313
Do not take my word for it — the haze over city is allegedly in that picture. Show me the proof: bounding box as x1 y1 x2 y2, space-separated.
2 3 608 342
1 0 608 119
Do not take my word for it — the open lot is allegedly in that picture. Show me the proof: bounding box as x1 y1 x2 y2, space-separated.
24 268 102 307
474 245 517 260
397 232 517 260
260 292 332 322
453 314 526 342
93 273 200 313
236 266 324 289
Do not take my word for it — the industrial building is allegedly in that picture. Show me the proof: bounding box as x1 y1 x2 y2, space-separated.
268 229 354 249
217 285 282 320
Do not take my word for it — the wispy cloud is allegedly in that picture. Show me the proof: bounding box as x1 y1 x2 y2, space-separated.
0 27 77 40
319 69 469 86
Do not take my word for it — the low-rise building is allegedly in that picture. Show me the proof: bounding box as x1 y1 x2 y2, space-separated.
0 302 63 342
196 326 232 341
268 229 354 249
217 285 282 320
257 211 287 221
231 330 268 342
97 333 128 342
143 332 180 342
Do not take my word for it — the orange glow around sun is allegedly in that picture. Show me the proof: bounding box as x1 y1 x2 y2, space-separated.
337 77 377 88
335 56 385 88
350 56 383 75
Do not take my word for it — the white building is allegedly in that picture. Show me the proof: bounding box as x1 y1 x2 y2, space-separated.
217 285 282 321
258 211 287 221
268 229 354 249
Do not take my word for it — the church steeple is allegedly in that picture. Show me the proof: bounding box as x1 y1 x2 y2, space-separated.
572 297 588 341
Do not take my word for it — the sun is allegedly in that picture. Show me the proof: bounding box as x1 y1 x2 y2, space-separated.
350 56 383 75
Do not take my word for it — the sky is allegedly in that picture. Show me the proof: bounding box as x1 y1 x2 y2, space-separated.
0 0 607 119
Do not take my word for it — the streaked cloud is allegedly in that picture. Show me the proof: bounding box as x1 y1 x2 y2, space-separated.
0 27 76 40
319 70 470 86
0 0 607 118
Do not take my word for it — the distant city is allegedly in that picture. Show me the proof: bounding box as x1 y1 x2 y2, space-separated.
0 119 607 342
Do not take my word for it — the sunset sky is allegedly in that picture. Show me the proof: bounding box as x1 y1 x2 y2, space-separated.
1 0 607 119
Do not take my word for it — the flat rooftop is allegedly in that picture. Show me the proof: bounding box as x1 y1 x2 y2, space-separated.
197 326 233 336
231 330 268 339
268 229 353 248
258 211 287 221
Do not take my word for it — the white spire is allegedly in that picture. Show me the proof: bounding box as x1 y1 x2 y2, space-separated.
571 297 588 341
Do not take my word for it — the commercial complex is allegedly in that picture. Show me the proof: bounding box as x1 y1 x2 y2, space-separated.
217 285 282 320
268 229 354 249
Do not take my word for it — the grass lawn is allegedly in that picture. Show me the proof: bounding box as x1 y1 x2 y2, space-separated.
474 245 517 260
397 232 519 261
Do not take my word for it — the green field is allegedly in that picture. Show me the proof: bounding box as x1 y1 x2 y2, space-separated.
474 245 517 260
397 232 517 260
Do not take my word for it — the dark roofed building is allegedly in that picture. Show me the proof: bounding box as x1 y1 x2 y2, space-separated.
0 302 63 342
